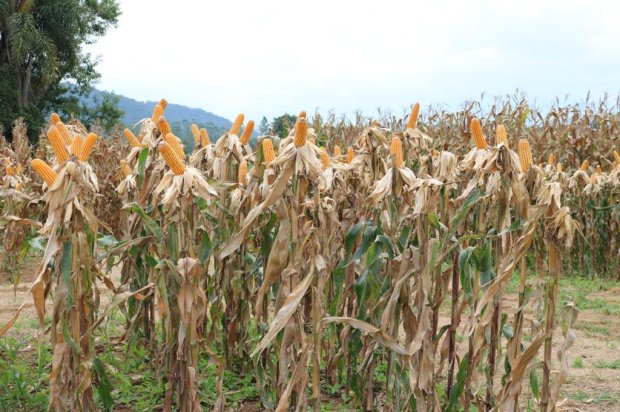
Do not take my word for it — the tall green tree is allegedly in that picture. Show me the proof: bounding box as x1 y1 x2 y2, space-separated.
0 0 121 141
271 113 297 138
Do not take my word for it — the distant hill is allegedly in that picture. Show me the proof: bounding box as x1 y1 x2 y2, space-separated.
86 89 235 151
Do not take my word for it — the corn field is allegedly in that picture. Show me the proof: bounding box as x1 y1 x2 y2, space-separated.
0 96 619 411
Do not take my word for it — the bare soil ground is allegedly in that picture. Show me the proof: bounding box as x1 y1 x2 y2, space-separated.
1 258 619 411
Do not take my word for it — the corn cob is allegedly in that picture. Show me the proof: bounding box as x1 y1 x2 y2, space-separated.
556 163 562 173
15 182 23 191
596 165 603 175
241 120 254 145
347 146 355 163
518 139 532 173
71 135 83 158
390 137 404 168
406 103 420 129
294 115 308 147
48 126 69 163
230 114 244 136
589 174 597 185
333 145 342 157
158 142 186 175
613 150 620 164
547 153 555 166
120 160 132 177
123 128 142 148
580 159 589 171
262 138 276 163
15 163 22 175
80 133 97 161
157 116 172 138
151 104 164 123
320 148 331 169
200 128 210 147
496 125 508 146
191 124 201 146
238 160 248 185
31 159 57 186
50 112 61 124
4 158 14 176
165 133 185 159
159 99 168 110
470 118 488 149
56 121 73 145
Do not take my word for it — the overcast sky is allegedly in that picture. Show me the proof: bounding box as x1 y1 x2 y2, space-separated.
85 0 620 121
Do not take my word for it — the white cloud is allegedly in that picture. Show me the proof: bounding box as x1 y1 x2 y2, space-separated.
85 0 620 121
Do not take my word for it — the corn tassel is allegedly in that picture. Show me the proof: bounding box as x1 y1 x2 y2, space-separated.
496 125 508 146
390 137 404 168
238 160 248 185
294 115 308 147
165 133 185 159
406 103 420 129
470 118 488 149
158 142 186 175
262 138 276 163
200 128 210 147
230 114 244 136
48 126 69 163
580 159 589 171
241 120 254 145
124 128 142 148
31 159 57 186
191 124 200 146
518 139 532 173
152 104 164 123
80 133 97 161
347 146 354 163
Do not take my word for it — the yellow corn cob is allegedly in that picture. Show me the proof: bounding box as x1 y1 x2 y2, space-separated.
80 133 97 161
613 150 620 164
333 145 342 157
50 112 61 124
230 114 244 136
31 158 57 186
580 159 589 171
151 104 164 123
496 125 508 146
159 99 168 110
56 121 72 145
470 118 487 149
15 163 22 175
241 120 254 145
556 162 562 173
589 174 597 185
547 153 555 166
191 124 201 146
390 137 404 168
294 115 308 147
596 165 602 175
200 128 210 147
71 135 83 158
120 160 132 177
165 133 185 159
157 116 172 138
238 160 248 185
320 148 330 168
347 146 355 163
4 158 14 176
406 103 420 130
158 142 186 175
262 138 276 163
123 128 141 148
518 139 532 173
15 182 23 191
48 126 69 163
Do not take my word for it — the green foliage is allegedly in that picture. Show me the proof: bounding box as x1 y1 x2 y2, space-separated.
0 0 121 141
270 113 297 138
